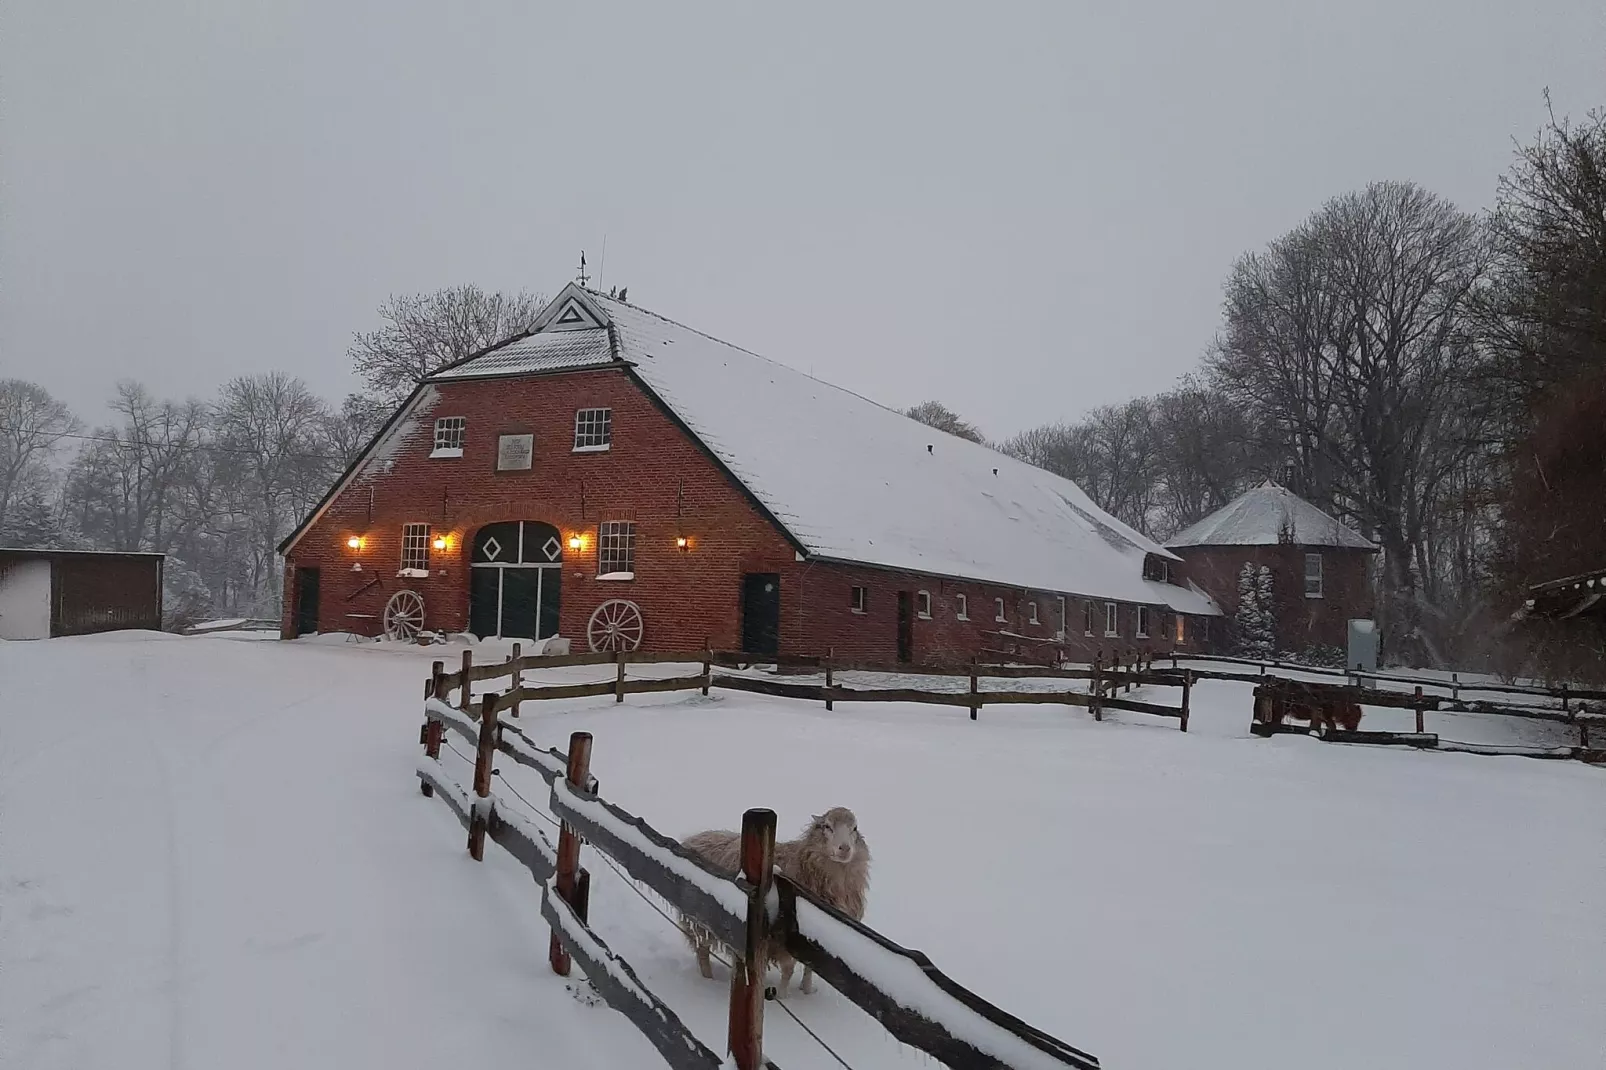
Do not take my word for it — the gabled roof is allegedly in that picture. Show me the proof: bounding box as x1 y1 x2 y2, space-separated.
1166 481 1376 551
425 284 1216 614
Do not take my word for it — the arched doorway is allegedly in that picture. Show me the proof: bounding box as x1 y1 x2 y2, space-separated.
468 521 563 640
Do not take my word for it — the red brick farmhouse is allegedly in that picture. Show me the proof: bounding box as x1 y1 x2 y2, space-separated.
1165 481 1376 655
278 284 1220 663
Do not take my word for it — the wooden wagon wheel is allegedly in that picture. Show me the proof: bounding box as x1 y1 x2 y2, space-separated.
587 599 644 652
383 589 426 641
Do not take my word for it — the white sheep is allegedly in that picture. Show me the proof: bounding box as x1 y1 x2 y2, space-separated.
677 806 871 997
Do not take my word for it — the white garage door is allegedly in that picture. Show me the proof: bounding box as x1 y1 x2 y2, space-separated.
0 559 52 640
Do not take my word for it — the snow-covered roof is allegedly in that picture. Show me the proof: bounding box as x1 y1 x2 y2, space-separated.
430 284 1217 615
1166 482 1376 551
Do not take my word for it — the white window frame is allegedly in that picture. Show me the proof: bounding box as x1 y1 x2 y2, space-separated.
850 586 867 614
430 416 466 458
916 590 931 619
1027 601 1039 625
1136 606 1150 638
1083 600 1094 637
401 523 431 573
1305 552 1324 598
573 408 613 452
994 597 1007 623
1056 596 1067 640
1104 602 1119 638
597 520 635 578
955 593 969 621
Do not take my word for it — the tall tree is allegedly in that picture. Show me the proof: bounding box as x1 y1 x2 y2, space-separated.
999 398 1160 532
1208 180 1491 665
349 285 545 402
903 400 985 443
0 379 77 536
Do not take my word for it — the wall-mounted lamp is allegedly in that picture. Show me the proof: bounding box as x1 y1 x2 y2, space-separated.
568 533 584 552
346 535 363 551
432 535 448 551
675 536 690 551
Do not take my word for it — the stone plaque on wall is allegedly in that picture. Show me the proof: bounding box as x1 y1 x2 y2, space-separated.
497 433 534 471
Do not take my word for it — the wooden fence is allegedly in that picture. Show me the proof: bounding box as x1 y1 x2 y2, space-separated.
415 689 1104 1070
426 644 1192 730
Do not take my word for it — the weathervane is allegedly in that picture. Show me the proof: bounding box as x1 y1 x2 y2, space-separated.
576 251 590 288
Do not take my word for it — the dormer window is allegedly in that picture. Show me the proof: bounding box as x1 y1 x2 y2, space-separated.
1143 553 1172 584
431 417 466 458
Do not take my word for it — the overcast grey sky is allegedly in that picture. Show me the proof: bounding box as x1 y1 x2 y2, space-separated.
3 2 1602 439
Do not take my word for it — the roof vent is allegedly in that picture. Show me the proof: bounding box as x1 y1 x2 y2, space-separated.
992 468 998 476
927 444 933 455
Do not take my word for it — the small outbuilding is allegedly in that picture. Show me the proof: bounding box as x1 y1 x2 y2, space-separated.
0 548 165 640
1165 482 1376 655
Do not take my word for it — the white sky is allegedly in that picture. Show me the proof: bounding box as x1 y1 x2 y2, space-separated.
2 2 1602 439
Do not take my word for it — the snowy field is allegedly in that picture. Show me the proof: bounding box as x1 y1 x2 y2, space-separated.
3 633 1603 1070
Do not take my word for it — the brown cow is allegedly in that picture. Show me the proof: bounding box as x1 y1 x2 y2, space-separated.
1262 695 1363 733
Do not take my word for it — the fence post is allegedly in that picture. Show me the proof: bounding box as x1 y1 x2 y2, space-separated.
1180 669 1192 733
550 731 594 977
969 655 980 721
1561 683 1571 717
421 660 447 797
702 642 713 697
1414 685 1425 736
460 648 474 715
1091 652 1103 721
615 650 627 704
509 642 523 719
468 694 499 861
824 646 835 711
728 808 777 1070
1127 650 1135 694
1451 672 1459 703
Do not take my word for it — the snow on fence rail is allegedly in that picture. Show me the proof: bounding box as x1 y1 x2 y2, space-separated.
416 684 1104 1070
427 644 1193 730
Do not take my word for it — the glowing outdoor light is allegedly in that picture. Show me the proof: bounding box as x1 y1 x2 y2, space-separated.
432 535 447 551
568 534 584 551
346 535 362 551
675 536 689 550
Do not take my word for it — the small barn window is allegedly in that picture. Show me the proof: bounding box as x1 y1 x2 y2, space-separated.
1056 596 1067 639
916 590 931 619
994 597 1006 623
1027 601 1039 625
573 408 613 452
431 417 466 458
1136 606 1151 638
1174 614 1186 643
955 593 968 620
1305 553 1324 598
401 523 431 573
1083 600 1094 636
597 521 635 578
851 586 867 613
1104 602 1119 637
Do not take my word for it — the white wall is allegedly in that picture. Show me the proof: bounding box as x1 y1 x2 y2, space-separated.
0 559 52 639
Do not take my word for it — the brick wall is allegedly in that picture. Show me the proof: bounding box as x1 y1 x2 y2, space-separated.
1172 544 1375 652
282 367 799 651
282 366 1218 663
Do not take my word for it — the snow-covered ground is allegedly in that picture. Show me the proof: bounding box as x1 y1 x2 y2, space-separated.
3 633 1603 1069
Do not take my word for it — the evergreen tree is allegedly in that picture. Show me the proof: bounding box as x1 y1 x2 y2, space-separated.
1235 562 1277 657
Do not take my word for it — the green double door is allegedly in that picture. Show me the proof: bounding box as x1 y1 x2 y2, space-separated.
468 521 563 640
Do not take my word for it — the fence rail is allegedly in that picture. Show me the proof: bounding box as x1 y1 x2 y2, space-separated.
1168 652 1606 705
416 693 1103 1070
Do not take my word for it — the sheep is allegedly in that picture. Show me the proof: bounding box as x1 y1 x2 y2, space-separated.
677 807 871 998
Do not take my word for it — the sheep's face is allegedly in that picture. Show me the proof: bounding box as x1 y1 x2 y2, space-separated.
811 808 861 864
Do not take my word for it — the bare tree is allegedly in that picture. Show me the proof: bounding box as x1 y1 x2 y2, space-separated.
1208 180 1492 665
349 285 546 402
903 400 985 443
319 393 391 467
1150 380 1266 538
1000 398 1161 532
214 373 333 614
0 379 77 535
